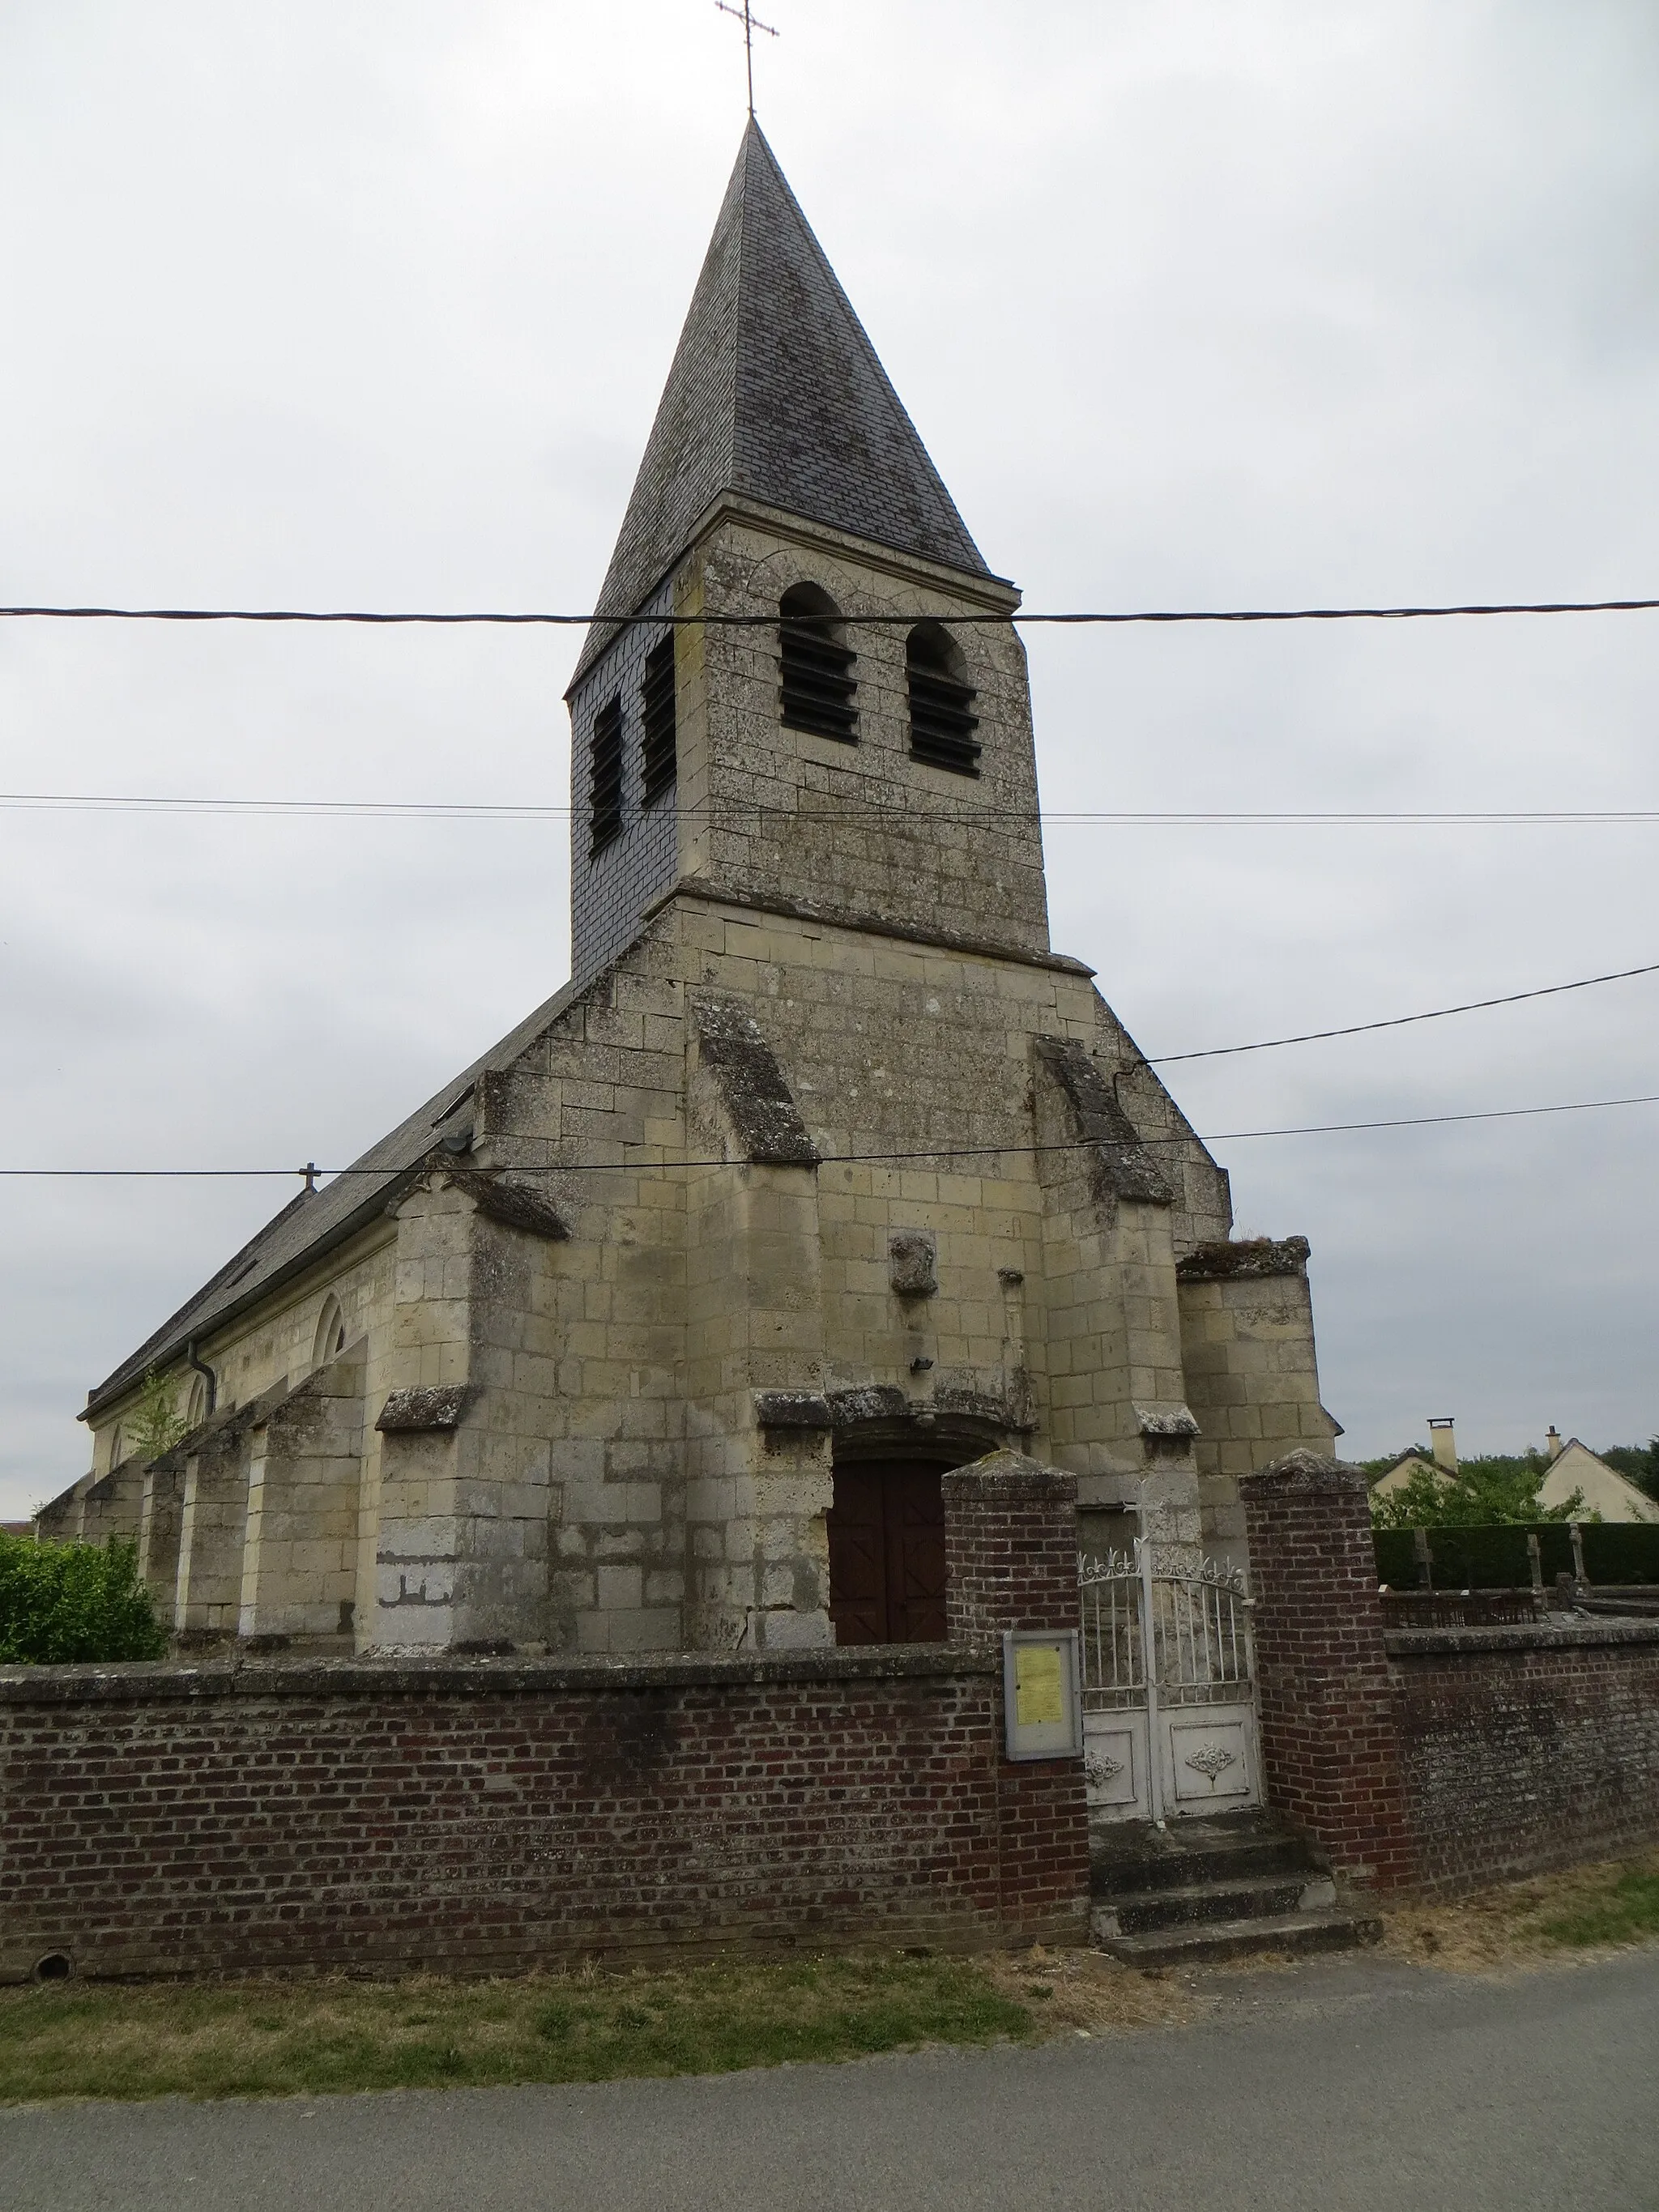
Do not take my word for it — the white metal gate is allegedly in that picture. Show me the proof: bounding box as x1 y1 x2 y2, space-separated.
1078 1541 1260 1823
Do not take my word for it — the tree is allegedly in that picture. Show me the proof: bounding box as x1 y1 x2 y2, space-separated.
129 1369 191 1463
1370 1448 1586 1530
1600 1438 1659 1503
0 1533 167 1664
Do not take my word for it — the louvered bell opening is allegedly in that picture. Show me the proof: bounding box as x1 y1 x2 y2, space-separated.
589 696 625 855
780 621 858 742
907 666 981 777
640 636 676 806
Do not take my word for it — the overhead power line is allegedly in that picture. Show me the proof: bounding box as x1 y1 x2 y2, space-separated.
2 596 1659 628
1143 958 1659 1065
1 794 1656 828
4 1089 1657 1178
0 784 1650 1057
1205 1091 1659 1139
0 832 1640 1059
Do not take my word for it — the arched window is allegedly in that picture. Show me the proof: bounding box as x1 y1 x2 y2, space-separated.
778 584 857 742
906 623 980 776
185 1375 208 1431
313 1295 348 1369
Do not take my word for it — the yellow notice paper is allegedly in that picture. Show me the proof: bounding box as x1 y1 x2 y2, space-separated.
1013 1642 1065 1728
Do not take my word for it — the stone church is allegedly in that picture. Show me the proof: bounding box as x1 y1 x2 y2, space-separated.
46 123 1337 1656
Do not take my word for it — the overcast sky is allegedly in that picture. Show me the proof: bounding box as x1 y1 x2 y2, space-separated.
2 0 1657 1519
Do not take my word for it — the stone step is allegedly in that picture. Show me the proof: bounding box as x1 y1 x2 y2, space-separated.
1094 1905 1384 1969
1091 1833 1315 1894
1100 1873 1337 1937
1090 1814 1322 1893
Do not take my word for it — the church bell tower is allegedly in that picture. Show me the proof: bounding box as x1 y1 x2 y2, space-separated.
565 122 1051 988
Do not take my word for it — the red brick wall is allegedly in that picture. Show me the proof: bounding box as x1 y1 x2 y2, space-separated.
944 1455 1083 1651
1388 1622 1659 1893
1242 1450 1659 1899
943 1452 1091 1941
0 1451 1095 1983
1239 1451 1415 1890
0 1650 1033 1984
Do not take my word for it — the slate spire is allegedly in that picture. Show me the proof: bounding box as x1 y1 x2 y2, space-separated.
580 123 988 675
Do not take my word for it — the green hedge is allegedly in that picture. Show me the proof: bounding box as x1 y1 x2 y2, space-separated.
1375 1521 1659 1591
0 1532 167 1664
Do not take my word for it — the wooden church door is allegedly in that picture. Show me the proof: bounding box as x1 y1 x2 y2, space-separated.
827 1463 948 1643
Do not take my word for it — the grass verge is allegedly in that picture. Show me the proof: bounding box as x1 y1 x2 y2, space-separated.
18 1849 1648 2103
0 1944 1196 2107
1383 1848 1659 1971
0 1948 1120 2107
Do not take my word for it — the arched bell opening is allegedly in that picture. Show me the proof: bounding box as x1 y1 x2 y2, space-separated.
778 582 858 742
906 620 980 776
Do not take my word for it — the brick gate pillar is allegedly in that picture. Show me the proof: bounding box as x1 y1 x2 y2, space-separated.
942 1450 1091 1946
1239 1448 1414 1891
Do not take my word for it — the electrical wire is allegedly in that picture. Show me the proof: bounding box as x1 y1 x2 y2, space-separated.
1142 959 1659 1066
0 846 1640 1063
4 1089 1656 1178
1 794 1655 827
3 596 1659 627
6 608 1655 1167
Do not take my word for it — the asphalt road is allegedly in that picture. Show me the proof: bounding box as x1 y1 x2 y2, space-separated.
5 1949 1657 2212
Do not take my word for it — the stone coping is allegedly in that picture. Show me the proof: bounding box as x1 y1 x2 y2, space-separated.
1176 1235 1311 1284
1384 1615 1659 1658
0 1643 996 1707
1239 1451 1367 1498
942 1454 1077 1502
649 878 1094 977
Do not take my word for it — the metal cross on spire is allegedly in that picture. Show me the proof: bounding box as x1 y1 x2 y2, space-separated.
714 0 778 117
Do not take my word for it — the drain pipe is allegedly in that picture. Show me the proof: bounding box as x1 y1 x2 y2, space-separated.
184 1339 217 1419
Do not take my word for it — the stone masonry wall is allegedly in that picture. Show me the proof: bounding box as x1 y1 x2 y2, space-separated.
174 1401 263 1639
240 1347 366 1644
1178 1242 1336 1560
36 1457 144 1548
457 892 1234 1654
79 886 1237 1660
565 505 1052 1008
685 514 1051 961
65 881 1243 1661
86 1229 394 1483
437 965 691 1656
74 1225 399 1656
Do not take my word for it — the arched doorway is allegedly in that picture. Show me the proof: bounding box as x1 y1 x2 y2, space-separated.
827 1460 949 1643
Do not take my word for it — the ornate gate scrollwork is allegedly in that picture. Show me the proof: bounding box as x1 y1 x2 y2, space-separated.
1078 1540 1260 1823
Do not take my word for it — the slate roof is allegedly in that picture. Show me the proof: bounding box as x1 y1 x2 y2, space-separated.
574 121 990 684
83 980 581 1419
